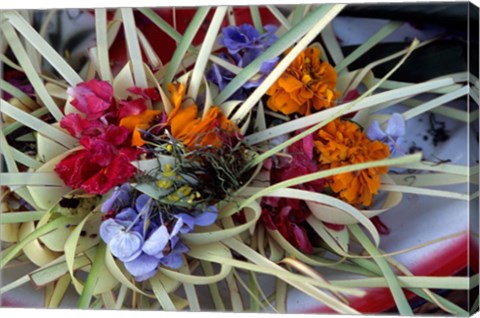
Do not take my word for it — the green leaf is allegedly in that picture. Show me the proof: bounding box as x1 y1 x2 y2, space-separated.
0 216 76 268
64 213 94 293
342 41 467 82
0 129 18 173
0 211 46 224
4 11 83 86
266 5 290 30
1 99 78 149
2 107 49 136
150 274 177 311
200 261 226 311
138 8 184 44
1 21 64 122
244 76 454 145
291 5 308 26
0 79 37 110
0 172 66 186
249 6 263 33
187 6 227 102
335 21 403 73
162 7 210 90
95 9 112 82
121 8 147 88
402 85 468 120
349 224 413 315
78 242 107 308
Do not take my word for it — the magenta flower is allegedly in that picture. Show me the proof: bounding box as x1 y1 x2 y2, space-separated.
67 79 114 120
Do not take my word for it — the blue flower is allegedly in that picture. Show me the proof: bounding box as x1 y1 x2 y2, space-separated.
220 24 277 55
159 241 189 269
124 253 161 282
101 183 134 213
100 187 220 281
177 205 218 233
367 113 406 156
99 219 144 262
207 24 279 100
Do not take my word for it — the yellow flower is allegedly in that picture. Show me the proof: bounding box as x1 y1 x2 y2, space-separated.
266 47 339 116
315 119 390 207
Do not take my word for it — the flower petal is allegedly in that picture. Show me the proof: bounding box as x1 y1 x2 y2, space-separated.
115 207 138 227
170 218 184 237
194 206 218 227
175 213 195 234
67 79 113 119
124 253 160 281
159 253 184 269
54 149 100 190
109 231 144 262
142 225 169 256
366 120 387 141
101 183 133 213
135 194 153 215
99 219 125 244
117 98 147 119
385 113 406 138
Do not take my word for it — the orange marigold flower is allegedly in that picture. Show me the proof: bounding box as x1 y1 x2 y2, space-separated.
314 119 390 207
167 82 236 149
266 47 339 116
120 109 162 146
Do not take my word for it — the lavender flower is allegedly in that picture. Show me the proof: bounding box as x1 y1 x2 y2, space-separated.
177 205 218 233
99 184 218 281
220 24 277 55
101 183 134 213
207 24 279 100
367 113 406 156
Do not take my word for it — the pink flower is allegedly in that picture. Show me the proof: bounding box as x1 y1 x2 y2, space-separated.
56 80 165 195
117 98 147 119
127 87 161 101
60 113 105 138
67 79 114 119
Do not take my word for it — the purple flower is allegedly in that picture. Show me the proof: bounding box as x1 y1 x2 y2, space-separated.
159 241 189 269
220 24 277 55
142 224 173 257
99 219 144 262
101 183 134 213
367 113 406 156
124 253 161 281
208 24 279 100
99 185 219 281
177 206 218 233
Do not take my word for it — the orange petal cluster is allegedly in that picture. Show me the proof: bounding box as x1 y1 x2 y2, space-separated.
314 119 390 207
167 82 236 149
120 109 162 146
266 47 339 116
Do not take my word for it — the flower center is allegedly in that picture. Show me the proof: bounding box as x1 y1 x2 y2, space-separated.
302 73 313 85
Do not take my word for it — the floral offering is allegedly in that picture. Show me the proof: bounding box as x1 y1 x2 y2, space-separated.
0 4 477 316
